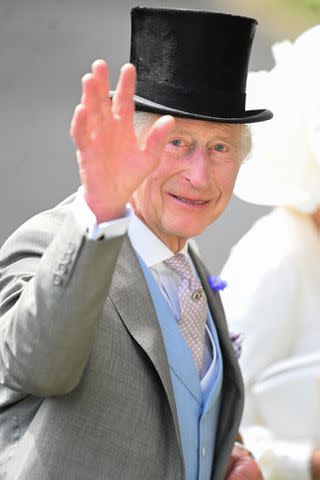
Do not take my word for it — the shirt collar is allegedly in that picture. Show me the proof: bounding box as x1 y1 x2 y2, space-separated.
128 212 189 268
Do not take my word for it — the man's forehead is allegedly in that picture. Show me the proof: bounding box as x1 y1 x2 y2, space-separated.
171 116 241 137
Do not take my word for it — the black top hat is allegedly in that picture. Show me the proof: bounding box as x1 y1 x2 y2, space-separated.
127 6 272 124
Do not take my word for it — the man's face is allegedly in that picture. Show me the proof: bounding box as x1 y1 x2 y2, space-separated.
131 116 244 251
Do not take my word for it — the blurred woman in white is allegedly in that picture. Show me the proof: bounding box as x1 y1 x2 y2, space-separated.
221 26 320 480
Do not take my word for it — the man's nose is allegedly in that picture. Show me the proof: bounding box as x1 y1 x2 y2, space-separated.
184 148 211 189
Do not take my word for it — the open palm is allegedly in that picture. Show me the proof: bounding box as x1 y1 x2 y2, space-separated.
70 60 174 222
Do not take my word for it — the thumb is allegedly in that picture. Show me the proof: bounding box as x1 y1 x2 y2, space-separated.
144 115 175 163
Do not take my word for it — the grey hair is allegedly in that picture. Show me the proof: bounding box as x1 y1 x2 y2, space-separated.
133 110 252 163
239 124 252 163
134 111 158 136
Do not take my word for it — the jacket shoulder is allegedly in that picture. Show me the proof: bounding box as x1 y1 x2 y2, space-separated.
0 193 77 266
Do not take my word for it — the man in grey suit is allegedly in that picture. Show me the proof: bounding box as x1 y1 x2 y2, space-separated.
0 7 272 480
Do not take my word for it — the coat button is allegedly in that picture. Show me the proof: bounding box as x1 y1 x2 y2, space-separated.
59 252 72 264
53 274 63 286
67 241 76 254
57 263 68 274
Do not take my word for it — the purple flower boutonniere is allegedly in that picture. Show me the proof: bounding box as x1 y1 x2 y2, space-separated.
229 331 244 360
207 275 228 292
207 274 244 359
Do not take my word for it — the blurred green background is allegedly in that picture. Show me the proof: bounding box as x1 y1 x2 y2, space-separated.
281 0 320 14
229 0 320 39
278 0 320 29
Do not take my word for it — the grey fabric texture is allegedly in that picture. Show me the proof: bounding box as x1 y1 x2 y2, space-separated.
0 195 243 480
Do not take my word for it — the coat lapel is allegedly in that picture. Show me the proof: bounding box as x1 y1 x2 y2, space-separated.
108 235 183 457
189 247 244 480
137 257 202 405
107 237 243 480
189 248 241 373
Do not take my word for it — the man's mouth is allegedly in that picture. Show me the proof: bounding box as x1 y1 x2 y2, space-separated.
169 194 209 205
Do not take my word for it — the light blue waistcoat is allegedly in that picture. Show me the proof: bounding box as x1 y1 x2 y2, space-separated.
138 257 223 480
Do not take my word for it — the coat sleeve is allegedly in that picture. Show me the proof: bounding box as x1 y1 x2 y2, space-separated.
0 204 124 400
220 225 313 480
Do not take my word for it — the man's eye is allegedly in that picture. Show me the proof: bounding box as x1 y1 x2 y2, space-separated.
212 143 226 152
169 138 185 147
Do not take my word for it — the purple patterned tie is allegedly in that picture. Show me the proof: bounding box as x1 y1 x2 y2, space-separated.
164 254 208 373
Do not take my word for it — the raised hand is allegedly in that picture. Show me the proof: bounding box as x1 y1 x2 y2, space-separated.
70 60 175 222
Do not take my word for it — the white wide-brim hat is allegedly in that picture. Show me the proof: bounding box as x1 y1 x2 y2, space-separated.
234 25 320 213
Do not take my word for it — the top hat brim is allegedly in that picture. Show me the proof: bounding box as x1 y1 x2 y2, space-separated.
110 91 273 124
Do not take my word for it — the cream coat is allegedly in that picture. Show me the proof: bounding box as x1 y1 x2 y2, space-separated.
221 207 320 480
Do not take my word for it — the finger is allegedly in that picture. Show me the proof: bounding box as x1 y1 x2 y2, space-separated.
225 456 263 480
144 115 175 160
81 73 103 131
70 104 90 150
233 443 254 459
112 63 136 120
92 59 112 120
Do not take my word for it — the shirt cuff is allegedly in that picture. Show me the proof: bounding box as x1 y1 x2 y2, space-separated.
72 186 131 240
